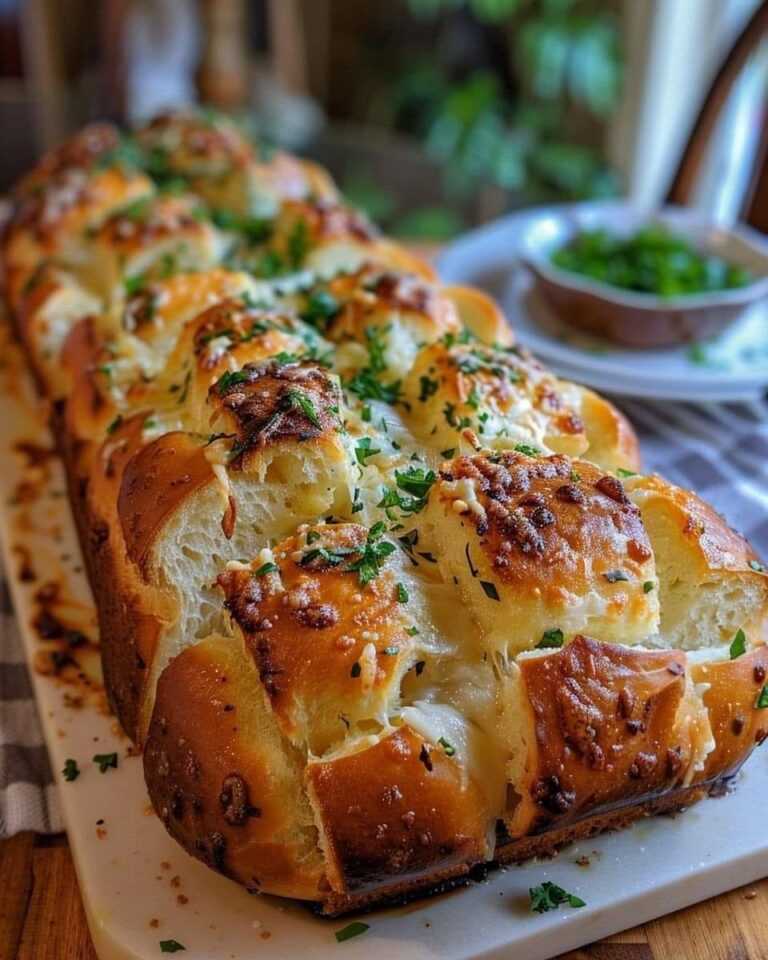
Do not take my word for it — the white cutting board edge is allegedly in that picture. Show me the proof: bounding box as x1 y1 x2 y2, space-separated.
1 329 767 960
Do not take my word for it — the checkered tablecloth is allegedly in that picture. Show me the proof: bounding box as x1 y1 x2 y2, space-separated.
1 396 766 837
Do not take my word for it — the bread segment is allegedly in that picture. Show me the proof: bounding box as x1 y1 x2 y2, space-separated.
4 110 768 914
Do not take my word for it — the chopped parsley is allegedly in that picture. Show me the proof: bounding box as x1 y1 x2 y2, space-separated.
443 402 471 431
643 580 655 593
514 443 540 457
466 385 481 410
159 941 186 954
210 208 271 244
334 921 370 943
62 758 80 782
215 369 250 393
378 467 436 522
438 736 456 757
441 329 473 348
441 448 456 459
254 562 278 577
617 468 637 477
757 684 768 709
352 487 364 513
347 522 396 585
729 628 746 659
123 272 146 297
604 569 629 583
419 375 439 402
287 218 309 268
529 881 586 913
106 415 123 435
176 369 191 405
255 249 285 278
396 582 409 603
93 752 118 773
286 388 321 428
345 327 405 408
118 195 152 222
394 466 436 500
355 436 380 466
300 290 340 331
538 628 564 649
480 580 500 601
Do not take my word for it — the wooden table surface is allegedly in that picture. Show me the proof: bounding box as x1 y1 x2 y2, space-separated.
1 831 766 959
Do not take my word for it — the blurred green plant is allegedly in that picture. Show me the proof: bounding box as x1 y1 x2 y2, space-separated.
347 0 623 237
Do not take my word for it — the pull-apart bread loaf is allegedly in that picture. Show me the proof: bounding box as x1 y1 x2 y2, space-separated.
3 111 767 915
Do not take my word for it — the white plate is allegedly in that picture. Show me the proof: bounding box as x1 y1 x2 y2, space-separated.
437 202 768 403
2 322 768 960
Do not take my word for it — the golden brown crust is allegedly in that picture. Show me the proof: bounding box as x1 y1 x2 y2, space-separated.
307 726 492 896
427 451 658 653
577 387 641 473
628 473 764 574
218 523 417 751
118 433 214 571
691 648 768 781
324 267 460 350
442 284 514 347
207 358 342 468
505 636 693 837
144 634 325 900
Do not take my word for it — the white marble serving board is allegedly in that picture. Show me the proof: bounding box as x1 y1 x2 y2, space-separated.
1 324 766 960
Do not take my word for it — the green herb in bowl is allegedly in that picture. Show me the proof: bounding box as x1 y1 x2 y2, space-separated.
551 225 753 297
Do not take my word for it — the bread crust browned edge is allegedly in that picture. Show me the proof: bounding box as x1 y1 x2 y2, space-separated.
316 778 713 916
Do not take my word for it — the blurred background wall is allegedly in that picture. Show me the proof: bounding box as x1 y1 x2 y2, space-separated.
1 0 765 236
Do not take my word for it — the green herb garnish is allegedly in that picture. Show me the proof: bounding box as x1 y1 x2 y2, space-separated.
480 580 500 601
300 290 340 331
215 369 250 394
551 225 752 297
334 921 370 943
529 881 586 913
419 375 439 402
93 752 118 773
730 628 747 659
286 388 321 427
514 443 540 457
347 522 396 586
538 628 564 649
62 758 80 782
106 414 123 435
355 437 380 466
396 582 409 603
